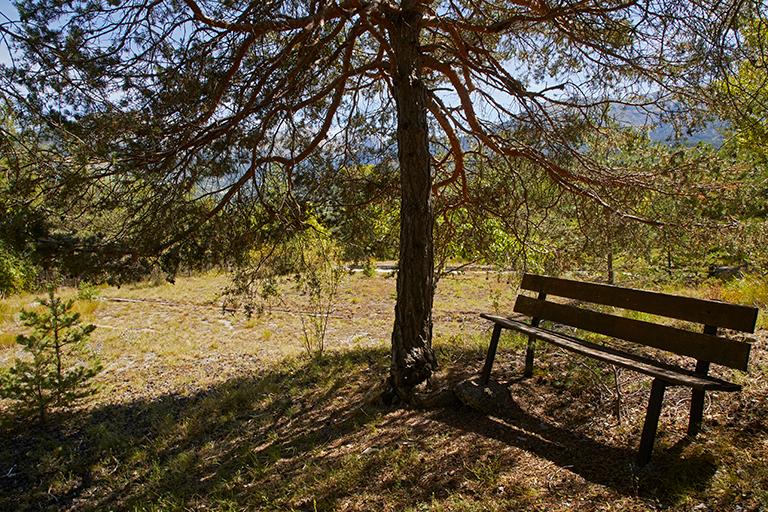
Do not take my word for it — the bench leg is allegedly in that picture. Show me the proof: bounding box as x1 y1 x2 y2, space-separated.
524 335 535 378
638 378 667 466
687 389 706 437
687 361 710 437
480 325 503 385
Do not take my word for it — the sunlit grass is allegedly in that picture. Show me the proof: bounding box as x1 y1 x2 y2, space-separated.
0 302 11 325
718 276 768 329
0 294 36 325
0 294 39 349
100 269 229 304
658 274 768 329
0 332 16 348
72 299 100 320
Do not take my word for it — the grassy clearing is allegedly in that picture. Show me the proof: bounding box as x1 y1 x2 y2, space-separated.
0 271 766 511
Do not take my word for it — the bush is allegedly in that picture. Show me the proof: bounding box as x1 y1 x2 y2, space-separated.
0 242 36 297
225 219 344 358
77 281 100 301
362 258 377 278
0 289 102 424
293 233 344 358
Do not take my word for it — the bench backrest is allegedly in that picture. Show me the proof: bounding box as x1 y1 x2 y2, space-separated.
514 274 758 371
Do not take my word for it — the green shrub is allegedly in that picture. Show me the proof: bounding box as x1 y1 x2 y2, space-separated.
362 258 377 278
0 243 36 297
77 281 100 301
293 233 344 358
225 218 344 358
0 289 102 424
270 220 345 357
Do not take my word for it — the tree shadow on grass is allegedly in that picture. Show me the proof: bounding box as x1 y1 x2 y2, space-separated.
430 378 719 508
0 346 394 511
0 345 719 511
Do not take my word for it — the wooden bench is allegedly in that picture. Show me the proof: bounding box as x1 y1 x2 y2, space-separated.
480 273 758 466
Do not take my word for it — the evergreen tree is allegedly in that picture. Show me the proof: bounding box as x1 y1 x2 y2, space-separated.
0 289 101 424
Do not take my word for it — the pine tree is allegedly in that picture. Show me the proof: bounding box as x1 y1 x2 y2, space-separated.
3 0 752 401
0 289 101 424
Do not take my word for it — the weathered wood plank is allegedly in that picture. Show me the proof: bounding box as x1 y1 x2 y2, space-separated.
688 323 717 437
479 314 742 390
638 378 667 466
524 291 547 377
480 324 502 385
512 296 751 371
520 274 758 333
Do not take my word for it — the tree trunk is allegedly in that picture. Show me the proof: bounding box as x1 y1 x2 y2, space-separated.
605 209 614 285
607 245 614 285
387 3 437 400
666 246 673 276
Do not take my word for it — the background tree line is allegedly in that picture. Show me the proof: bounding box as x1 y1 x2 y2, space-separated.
2 105 765 292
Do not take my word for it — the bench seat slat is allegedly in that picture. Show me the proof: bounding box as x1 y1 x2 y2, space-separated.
513 296 752 371
520 274 759 333
480 314 742 391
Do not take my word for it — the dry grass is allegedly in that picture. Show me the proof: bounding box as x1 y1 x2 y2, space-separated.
0 271 766 511
0 332 15 348
656 274 768 328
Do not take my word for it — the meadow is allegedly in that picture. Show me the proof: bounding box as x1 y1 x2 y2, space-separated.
0 270 766 511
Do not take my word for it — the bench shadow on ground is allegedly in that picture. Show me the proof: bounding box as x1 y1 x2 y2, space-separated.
430 376 718 503
0 346 718 511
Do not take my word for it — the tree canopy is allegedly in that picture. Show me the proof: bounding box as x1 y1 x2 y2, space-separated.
1 0 763 399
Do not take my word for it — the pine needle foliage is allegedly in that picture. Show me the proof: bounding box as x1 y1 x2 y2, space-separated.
0 289 101 424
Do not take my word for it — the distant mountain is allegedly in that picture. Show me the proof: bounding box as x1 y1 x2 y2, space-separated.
348 102 726 167
612 104 725 147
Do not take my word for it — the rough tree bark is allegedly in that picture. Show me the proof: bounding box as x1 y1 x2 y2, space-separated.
387 2 438 400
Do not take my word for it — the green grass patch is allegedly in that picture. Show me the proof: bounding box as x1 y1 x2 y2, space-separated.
659 274 768 329
72 299 100 320
719 275 768 308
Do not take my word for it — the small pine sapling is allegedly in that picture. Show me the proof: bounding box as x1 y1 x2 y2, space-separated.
0 289 102 424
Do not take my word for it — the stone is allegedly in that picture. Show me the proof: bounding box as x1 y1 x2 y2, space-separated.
454 378 514 415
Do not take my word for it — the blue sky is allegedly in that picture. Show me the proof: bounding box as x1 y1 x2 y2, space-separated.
0 1 17 20
0 0 17 65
